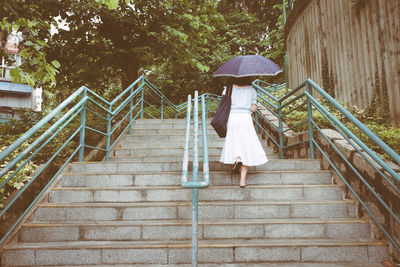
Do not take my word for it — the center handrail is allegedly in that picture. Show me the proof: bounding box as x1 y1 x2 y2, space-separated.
181 90 210 267
181 91 210 188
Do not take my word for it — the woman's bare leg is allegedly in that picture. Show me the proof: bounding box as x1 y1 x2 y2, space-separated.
240 165 249 187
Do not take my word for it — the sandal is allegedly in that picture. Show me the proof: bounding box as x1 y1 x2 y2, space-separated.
240 184 247 188
232 161 242 174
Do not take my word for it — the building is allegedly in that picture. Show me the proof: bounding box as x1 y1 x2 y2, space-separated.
0 41 42 122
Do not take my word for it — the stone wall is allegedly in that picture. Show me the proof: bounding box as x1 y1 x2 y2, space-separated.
258 105 400 258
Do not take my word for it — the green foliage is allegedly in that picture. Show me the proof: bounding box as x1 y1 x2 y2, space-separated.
2 0 285 103
0 110 39 207
0 0 137 88
261 3 285 67
142 105 177 119
0 141 38 191
95 0 132 10
0 107 80 208
350 121 400 157
0 1 59 87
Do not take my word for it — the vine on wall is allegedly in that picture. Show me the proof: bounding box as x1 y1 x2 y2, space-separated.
321 47 336 98
351 0 370 12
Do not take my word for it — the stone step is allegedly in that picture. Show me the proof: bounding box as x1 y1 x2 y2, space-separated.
109 153 280 162
49 185 344 203
32 200 356 222
116 140 271 150
132 123 211 129
1 239 388 266
70 160 320 174
61 170 333 188
113 147 219 157
131 122 262 131
0 264 384 267
131 128 217 135
134 118 212 125
19 218 371 242
113 146 275 156
123 134 224 142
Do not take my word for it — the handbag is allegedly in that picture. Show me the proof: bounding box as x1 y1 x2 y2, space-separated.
211 85 232 138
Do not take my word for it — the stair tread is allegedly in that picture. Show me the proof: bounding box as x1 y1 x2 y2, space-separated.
3 239 386 250
64 170 331 175
53 185 341 190
125 133 218 136
23 218 369 227
17 264 387 267
110 153 279 158
73 159 320 164
38 200 355 207
109 155 280 160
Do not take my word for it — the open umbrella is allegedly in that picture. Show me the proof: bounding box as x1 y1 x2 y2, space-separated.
213 55 282 77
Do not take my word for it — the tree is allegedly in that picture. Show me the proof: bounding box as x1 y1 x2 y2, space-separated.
0 0 60 88
43 1 221 101
2 0 285 103
0 0 128 89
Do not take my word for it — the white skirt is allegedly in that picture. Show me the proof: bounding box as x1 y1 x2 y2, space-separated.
220 112 268 166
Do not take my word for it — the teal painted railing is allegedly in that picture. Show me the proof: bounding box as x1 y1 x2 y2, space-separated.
181 90 222 266
252 78 400 251
0 75 178 245
183 79 400 266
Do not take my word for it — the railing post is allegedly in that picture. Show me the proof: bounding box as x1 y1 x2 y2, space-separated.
106 105 112 161
140 84 144 119
192 90 199 267
193 91 199 180
255 110 259 135
182 94 192 183
206 94 209 118
129 87 134 135
255 89 259 134
78 88 87 162
161 96 164 120
278 101 284 159
306 83 315 159
201 94 210 186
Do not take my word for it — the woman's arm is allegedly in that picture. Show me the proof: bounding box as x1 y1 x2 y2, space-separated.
250 87 257 113
251 103 257 113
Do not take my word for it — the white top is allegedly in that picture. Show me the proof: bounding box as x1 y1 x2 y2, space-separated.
222 85 257 114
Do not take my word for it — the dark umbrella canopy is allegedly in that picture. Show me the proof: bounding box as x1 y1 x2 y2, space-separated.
213 55 282 78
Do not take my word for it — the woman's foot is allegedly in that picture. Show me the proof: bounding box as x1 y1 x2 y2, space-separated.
240 164 249 188
232 160 242 174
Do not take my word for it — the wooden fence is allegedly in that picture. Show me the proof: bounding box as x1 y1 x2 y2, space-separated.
285 0 400 125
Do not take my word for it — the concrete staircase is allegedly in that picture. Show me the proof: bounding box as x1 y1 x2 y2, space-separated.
0 119 388 266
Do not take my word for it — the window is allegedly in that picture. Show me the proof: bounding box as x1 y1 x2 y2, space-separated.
1 54 22 81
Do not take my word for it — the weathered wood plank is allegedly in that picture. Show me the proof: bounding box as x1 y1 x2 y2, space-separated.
285 0 400 124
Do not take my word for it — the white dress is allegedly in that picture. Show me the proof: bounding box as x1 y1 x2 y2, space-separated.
219 85 268 166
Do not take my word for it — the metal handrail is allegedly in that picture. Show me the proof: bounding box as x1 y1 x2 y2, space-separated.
252 78 400 251
181 90 211 266
0 75 178 245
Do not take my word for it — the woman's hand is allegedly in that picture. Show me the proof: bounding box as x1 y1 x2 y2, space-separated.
251 104 257 113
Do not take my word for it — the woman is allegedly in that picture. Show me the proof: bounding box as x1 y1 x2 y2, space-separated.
219 76 268 188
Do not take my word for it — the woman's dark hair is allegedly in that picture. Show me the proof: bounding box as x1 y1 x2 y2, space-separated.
228 76 256 86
